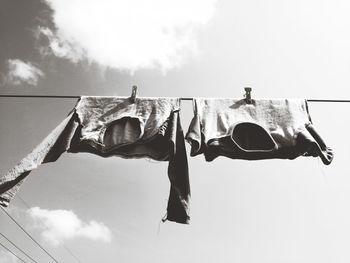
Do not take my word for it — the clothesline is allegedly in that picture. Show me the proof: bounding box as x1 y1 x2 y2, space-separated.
0 96 334 225
1 94 350 103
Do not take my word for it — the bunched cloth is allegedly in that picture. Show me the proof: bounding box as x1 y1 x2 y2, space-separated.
186 98 333 164
0 97 190 224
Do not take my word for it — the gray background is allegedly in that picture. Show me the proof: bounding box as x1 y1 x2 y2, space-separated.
0 0 349 262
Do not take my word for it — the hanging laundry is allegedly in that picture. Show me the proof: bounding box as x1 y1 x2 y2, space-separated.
186 98 333 164
0 97 190 224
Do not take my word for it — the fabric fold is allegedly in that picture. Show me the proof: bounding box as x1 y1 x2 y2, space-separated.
0 112 79 207
186 98 333 164
0 96 190 224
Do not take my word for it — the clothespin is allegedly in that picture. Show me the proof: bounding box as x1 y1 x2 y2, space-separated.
244 87 252 104
130 85 138 103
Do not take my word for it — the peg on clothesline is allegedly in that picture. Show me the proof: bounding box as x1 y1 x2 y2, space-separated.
130 85 138 103
244 87 252 104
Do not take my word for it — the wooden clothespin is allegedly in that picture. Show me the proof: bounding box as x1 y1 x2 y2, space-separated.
130 85 138 103
244 87 252 104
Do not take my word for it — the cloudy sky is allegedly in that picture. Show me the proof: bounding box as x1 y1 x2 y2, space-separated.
1 0 350 262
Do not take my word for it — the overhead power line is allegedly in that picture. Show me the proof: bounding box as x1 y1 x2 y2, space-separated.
0 206 59 263
17 195 83 263
0 240 26 263
0 232 38 263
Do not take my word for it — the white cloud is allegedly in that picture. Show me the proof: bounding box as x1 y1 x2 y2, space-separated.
6 59 44 86
39 27 84 63
43 0 218 73
0 250 20 263
27 207 112 246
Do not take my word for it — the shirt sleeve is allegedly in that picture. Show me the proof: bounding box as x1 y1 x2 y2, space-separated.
0 111 80 207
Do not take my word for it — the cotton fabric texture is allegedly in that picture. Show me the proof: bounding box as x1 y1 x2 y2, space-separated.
0 96 190 224
186 98 333 164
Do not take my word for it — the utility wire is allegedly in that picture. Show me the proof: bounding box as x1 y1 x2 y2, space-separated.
0 95 80 99
307 99 350 103
0 94 350 102
0 240 26 263
17 195 83 263
0 232 38 263
0 206 59 263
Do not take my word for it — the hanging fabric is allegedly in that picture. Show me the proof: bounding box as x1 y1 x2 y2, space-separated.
0 96 190 224
186 98 333 164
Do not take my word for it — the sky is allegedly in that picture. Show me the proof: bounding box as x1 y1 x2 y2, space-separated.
1 0 350 262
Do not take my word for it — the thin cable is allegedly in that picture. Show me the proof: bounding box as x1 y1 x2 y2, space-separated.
17 195 83 263
0 206 59 263
0 95 80 98
1 94 350 102
59 244 82 263
0 232 38 263
307 99 350 103
0 240 26 263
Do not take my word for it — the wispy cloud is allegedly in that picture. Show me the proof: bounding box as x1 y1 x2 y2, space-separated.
28 207 112 246
6 59 44 86
39 27 84 63
42 0 218 73
0 250 20 263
